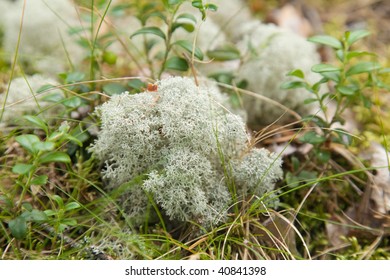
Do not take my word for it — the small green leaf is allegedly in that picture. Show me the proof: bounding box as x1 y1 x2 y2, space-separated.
299 131 326 145
174 13 197 33
191 0 203 9
205 3 218 12
176 13 197 24
312 81 324 92
172 40 204 60
62 96 83 108
33 141 55 152
12 163 34 175
346 51 375 60
48 132 63 143
297 170 318 181
65 134 83 147
141 11 167 24
209 72 235 84
21 209 48 222
9 216 28 240
58 122 70 134
346 30 370 46
44 209 56 216
31 175 48 186
172 22 195 33
285 172 299 188
320 71 341 83
280 81 308 90
23 115 49 134
22 202 33 212
39 151 71 164
128 79 146 91
62 218 77 226
316 150 331 163
207 44 240 61
337 85 358 96
52 195 64 208
62 72 85 84
335 49 344 62
333 129 353 146
308 35 342 49
304 115 328 128
291 156 300 171
36 84 56 94
102 83 127 96
69 126 88 146
58 224 69 233
0 195 12 209
41 93 64 103
164 56 189 71
346 61 381 76
15 134 40 154
65 202 81 211
130 27 166 40
287 69 305 79
30 210 48 222
303 98 318 105
312 64 340 73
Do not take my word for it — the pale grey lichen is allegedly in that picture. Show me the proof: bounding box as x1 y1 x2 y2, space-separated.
90 77 282 228
233 148 283 198
235 21 323 126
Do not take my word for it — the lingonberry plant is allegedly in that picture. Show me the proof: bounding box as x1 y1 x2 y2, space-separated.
282 30 389 163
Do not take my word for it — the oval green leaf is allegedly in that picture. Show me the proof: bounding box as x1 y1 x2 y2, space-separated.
31 175 48 186
164 56 189 71
311 63 340 73
346 30 370 46
12 163 34 175
172 22 195 33
33 141 55 152
130 27 166 40
65 202 81 211
176 13 197 24
62 96 83 108
128 79 146 91
102 83 127 96
9 216 28 240
287 69 305 79
346 61 381 76
39 151 71 164
36 84 56 94
207 44 240 61
23 115 49 135
299 131 326 145
21 209 48 222
337 85 358 96
191 0 203 8
172 40 204 60
205 3 218 12
29 209 48 222
308 35 342 49
15 134 40 154
280 81 308 90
